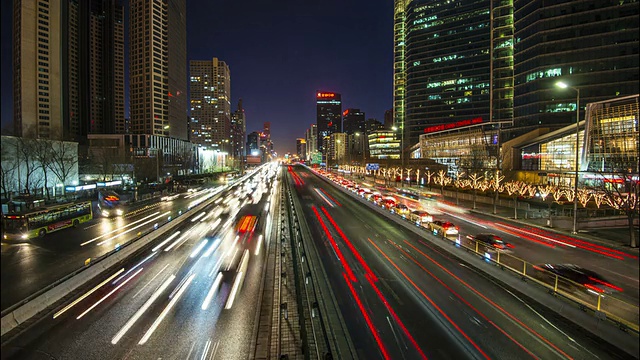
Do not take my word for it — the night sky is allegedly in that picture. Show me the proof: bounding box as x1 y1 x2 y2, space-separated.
1 0 393 155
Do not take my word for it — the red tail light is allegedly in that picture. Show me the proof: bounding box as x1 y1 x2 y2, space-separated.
584 283 604 293
506 243 515 249
588 276 623 292
493 243 504 249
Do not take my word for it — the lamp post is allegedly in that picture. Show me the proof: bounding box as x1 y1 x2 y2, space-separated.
556 81 580 234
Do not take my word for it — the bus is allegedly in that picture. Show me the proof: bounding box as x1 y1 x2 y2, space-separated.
2 201 93 240
98 190 123 217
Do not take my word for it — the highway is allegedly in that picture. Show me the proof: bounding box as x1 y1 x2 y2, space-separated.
2 165 278 360
289 165 632 359
0 188 222 311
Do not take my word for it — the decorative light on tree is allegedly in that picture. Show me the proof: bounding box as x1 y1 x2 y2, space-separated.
563 187 576 203
435 170 451 194
469 173 483 209
576 188 592 208
491 170 505 215
405 168 413 187
425 170 435 190
591 191 606 209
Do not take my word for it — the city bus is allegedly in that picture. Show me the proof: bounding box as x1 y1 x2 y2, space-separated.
98 190 123 217
2 201 93 240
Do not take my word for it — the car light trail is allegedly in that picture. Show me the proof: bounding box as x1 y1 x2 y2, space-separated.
53 268 124 319
203 238 222 257
319 188 341 206
81 212 160 246
343 272 390 360
190 239 209 258
152 231 181 252
139 273 196 345
77 267 143 320
202 272 224 310
132 264 170 299
164 230 192 252
320 206 377 281
225 247 240 271
313 188 336 208
408 240 573 359
365 273 427 359
311 206 356 282
368 239 490 360
388 242 537 359
495 223 571 248
191 212 207 222
96 211 171 246
255 234 263 255
210 218 222 230
113 253 155 284
111 274 175 344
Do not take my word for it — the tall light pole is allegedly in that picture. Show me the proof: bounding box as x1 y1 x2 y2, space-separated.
556 81 580 234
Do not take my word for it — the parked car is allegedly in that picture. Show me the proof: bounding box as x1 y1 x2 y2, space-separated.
469 233 514 252
428 221 459 238
532 264 623 295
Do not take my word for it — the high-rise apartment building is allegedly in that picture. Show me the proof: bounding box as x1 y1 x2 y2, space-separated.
13 0 125 141
296 138 306 159
393 0 408 143
304 124 318 160
167 0 187 140
13 0 63 139
342 108 365 135
316 91 342 153
130 0 187 140
189 58 231 151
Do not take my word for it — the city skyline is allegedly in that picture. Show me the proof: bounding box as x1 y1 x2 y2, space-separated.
0 0 394 155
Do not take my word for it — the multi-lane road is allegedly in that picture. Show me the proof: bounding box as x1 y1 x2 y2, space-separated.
1 189 220 311
1 163 637 359
288 165 633 359
2 165 278 359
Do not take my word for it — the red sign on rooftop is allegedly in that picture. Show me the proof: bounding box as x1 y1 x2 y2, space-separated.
423 117 483 134
317 92 336 99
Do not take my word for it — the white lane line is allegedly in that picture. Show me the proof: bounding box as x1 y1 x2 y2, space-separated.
77 268 144 319
53 268 124 319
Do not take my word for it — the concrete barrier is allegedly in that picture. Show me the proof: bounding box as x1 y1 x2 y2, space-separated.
1 190 220 338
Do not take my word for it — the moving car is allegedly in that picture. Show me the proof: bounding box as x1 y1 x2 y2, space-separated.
470 233 514 252
409 210 433 225
532 264 623 295
428 220 459 238
391 204 410 217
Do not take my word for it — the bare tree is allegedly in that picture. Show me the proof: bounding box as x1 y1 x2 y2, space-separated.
16 136 40 196
32 139 54 200
469 173 483 209
597 173 639 248
0 138 19 199
48 140 79 196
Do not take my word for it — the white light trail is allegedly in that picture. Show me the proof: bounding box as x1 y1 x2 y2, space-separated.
95 211 171 246
111 274 175 344
255 234 263 256
190 239 209 258
77 268 143 319
201 272 224 310
113 253 155 284
191 212 207 222
53 268 124 319
132 264 170 299
138 273 195 344
203 238 222 257
152 231 181 252
81 212 160 246
209 218 221 231
164 230 192 252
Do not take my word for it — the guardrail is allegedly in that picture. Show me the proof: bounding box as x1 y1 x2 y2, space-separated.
313 167 640 335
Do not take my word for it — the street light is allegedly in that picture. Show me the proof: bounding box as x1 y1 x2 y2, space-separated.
555 81 580 234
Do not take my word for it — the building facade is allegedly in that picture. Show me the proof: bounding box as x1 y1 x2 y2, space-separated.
230 99 246 169
130 0 188 140
304 124 318 161
368 130 400 160
13 0 125 142
296 138 306 160
512 0 639 140
342 108 365 135
316 91 342 153
189 58 231 151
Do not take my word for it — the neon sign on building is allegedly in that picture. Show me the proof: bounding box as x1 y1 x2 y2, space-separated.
317 92 336 99
423 117 483 134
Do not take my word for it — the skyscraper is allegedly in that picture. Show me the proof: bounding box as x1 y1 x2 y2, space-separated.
305 124 318 161
13 0 125 141
230 99 247 165
316 91 342 153
342 108 365 135
130 0 187 140
384 109 394 130
404 0 491 147
512 0 639 138
189 58 231 151
13 0 63 139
